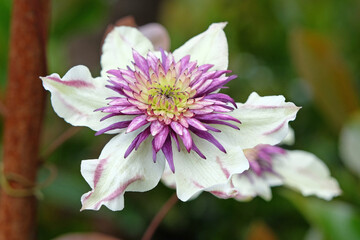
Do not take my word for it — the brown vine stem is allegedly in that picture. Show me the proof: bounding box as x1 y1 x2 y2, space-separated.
141 193 178 240
0 0 49 239
41 127 81 161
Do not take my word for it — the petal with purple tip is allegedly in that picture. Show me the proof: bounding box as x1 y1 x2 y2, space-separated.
179 128 193 152
153 126 169 152
186 118 208 131
162 136 175 173
150 121 165 136
81 132 165 211
126 115 148 133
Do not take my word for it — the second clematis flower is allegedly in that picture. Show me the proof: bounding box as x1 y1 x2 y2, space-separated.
41 23 299 211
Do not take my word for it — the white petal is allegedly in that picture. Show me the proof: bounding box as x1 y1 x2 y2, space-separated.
222 92 300 149
273 150 341 200
101 26 154 76
173 23 228 70
41 65 128 132
232 172 273 201
161 164 176 189
281 126 295 145
81 131 165 211
172 134 249 201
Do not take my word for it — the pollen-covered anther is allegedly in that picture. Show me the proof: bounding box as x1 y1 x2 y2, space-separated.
97 49 239 172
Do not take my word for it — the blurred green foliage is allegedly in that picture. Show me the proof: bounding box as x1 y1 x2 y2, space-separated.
1 0 360 239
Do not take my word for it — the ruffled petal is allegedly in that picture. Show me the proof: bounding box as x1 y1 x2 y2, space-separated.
41 65 128 132
218 92 300 149
101 26 154 76
273 150 341 200
80 131 165 211
173 23 228 70
169 134 249 201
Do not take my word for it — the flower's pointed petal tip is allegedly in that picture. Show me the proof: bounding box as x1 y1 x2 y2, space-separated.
210 22 228 29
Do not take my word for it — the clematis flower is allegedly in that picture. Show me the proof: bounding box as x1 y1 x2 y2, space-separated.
41 23 299 211
168 141 340 201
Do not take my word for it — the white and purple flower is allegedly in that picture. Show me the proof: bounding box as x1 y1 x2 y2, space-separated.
178 143 341 201
41 23 299 211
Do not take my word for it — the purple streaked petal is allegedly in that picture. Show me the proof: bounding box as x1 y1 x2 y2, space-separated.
170 121 184 135
132 49 149 76
209 105 233 113
126 115 148 133
198 64 214 72
203 124 221 132
190 108 214 115
190 127 226 153
150 120 165 136
170 130 180 151
147 52 159 73
179 128 193 152
180 55 190 69
186 118 207 131
200 119 240 130
106 85 125 95
191 142 206 159
95 120 132 136
135 127 151 150
198 75 237 96
106 69 121 77
196 113 241 123
120 106 143 115
160 48 172 73
183 61 197 74
100 106 128 113
212 70 231 78
108 98 131 106
191 75 214 90
152 140 157 162
259 145 286 155
100 113 119 121
257 151 272 162
162 136 175 173
107 78 131 90
153 126 169 152
194 79 213 95
204 93 236 108
124 133 141 158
